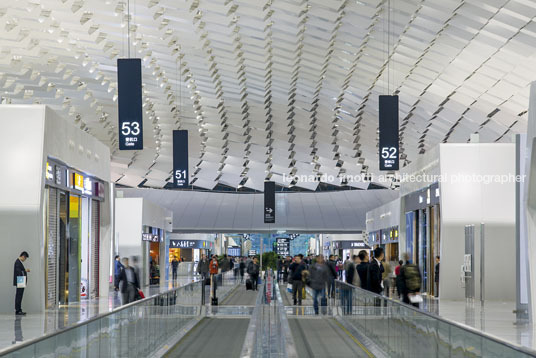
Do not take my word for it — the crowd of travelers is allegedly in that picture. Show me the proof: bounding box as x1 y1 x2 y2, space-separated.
111 248 430 312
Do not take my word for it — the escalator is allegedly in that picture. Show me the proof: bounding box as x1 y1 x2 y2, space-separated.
164 284 257 358
279 284 373 358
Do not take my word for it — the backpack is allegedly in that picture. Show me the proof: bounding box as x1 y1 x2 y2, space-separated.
404 264 421 292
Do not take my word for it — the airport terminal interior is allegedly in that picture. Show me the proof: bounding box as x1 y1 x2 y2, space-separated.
2 0 536 357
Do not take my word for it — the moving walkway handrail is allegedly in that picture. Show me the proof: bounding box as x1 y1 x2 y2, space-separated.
335 280 536 356
0 280 203 357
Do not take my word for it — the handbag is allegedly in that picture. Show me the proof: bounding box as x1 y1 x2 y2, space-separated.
287 283 292 293
409 293 423 304
16 276 26 288
138 289 145 299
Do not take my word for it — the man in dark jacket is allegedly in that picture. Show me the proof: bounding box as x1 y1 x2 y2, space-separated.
345 256 356 285
289 256 306 305
309 255 330 315
327 255 337 298
13 252 29 315
220 255 230 272
197 255 209 279
247 257 260 291
118 257 140 305
356 250 369 290
367 247 384 294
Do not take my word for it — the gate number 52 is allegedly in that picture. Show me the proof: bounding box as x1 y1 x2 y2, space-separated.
381 147 397 159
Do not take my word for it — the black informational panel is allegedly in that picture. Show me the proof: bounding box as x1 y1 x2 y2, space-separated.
117 58 143 150
264 181 275 223
173 130 189 188
379 95 399 171
276 238 290 256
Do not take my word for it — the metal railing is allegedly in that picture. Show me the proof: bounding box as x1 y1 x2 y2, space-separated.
241 270 297 358
334 280 536 358
0 281 203 358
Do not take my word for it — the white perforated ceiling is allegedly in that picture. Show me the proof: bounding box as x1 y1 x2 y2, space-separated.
0 0 531 191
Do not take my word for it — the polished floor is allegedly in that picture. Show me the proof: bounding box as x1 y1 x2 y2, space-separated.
0 276 198 353
420 296 535 351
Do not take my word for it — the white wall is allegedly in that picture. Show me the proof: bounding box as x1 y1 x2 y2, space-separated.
525 82 536 320
0 105 111 313
115 198 144 260
439 143 516 301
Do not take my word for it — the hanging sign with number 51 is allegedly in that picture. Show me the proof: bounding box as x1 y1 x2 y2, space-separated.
173 130 189 187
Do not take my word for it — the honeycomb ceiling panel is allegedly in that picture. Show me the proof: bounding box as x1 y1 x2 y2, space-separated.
0 0 532 190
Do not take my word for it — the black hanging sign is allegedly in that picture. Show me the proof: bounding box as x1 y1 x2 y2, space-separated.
117 58 143 150
173 130 189 187
379 95 399 170
264 181 275 223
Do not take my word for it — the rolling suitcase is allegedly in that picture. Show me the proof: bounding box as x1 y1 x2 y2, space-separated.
246 279 253 290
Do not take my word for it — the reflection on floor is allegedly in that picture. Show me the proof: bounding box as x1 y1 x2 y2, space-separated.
387 293 535 351
0 276 199 353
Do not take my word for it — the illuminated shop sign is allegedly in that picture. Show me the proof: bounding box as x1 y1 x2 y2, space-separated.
83 177 93 195
333 241 371 250
45 158 104 200
46 162 54 180
72 173 84 191
170 240 208 249
142 233 160 242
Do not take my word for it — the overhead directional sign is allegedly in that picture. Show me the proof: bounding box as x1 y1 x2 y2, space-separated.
117 58 143 150
173 130 189 187
378 95 399 171
264 181 275 223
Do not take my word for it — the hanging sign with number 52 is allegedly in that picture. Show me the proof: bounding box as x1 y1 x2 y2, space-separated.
379 95 399 171
117 58 143 150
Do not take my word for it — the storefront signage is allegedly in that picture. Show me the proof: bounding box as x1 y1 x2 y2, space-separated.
83 177 93 196
276 238 290 256
45 158 104 200
55 165 64 186
94 182 105 199
46 162 54 180
169 240 208 249
333 240 371 250
173 130 189 187
404 182 439 211
72 172 84 191
142 233 160 242
117 58 143 150
379 95 399 171
264 181 275 223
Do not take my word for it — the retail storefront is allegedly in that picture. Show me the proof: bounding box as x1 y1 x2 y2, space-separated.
380 227 399 262
115 197 172 287
403 182 440 297
44 159 107 306
333 240 371 259
168 238 214 262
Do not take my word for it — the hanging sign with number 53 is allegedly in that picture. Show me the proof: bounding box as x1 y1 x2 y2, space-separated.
117 58 143 150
